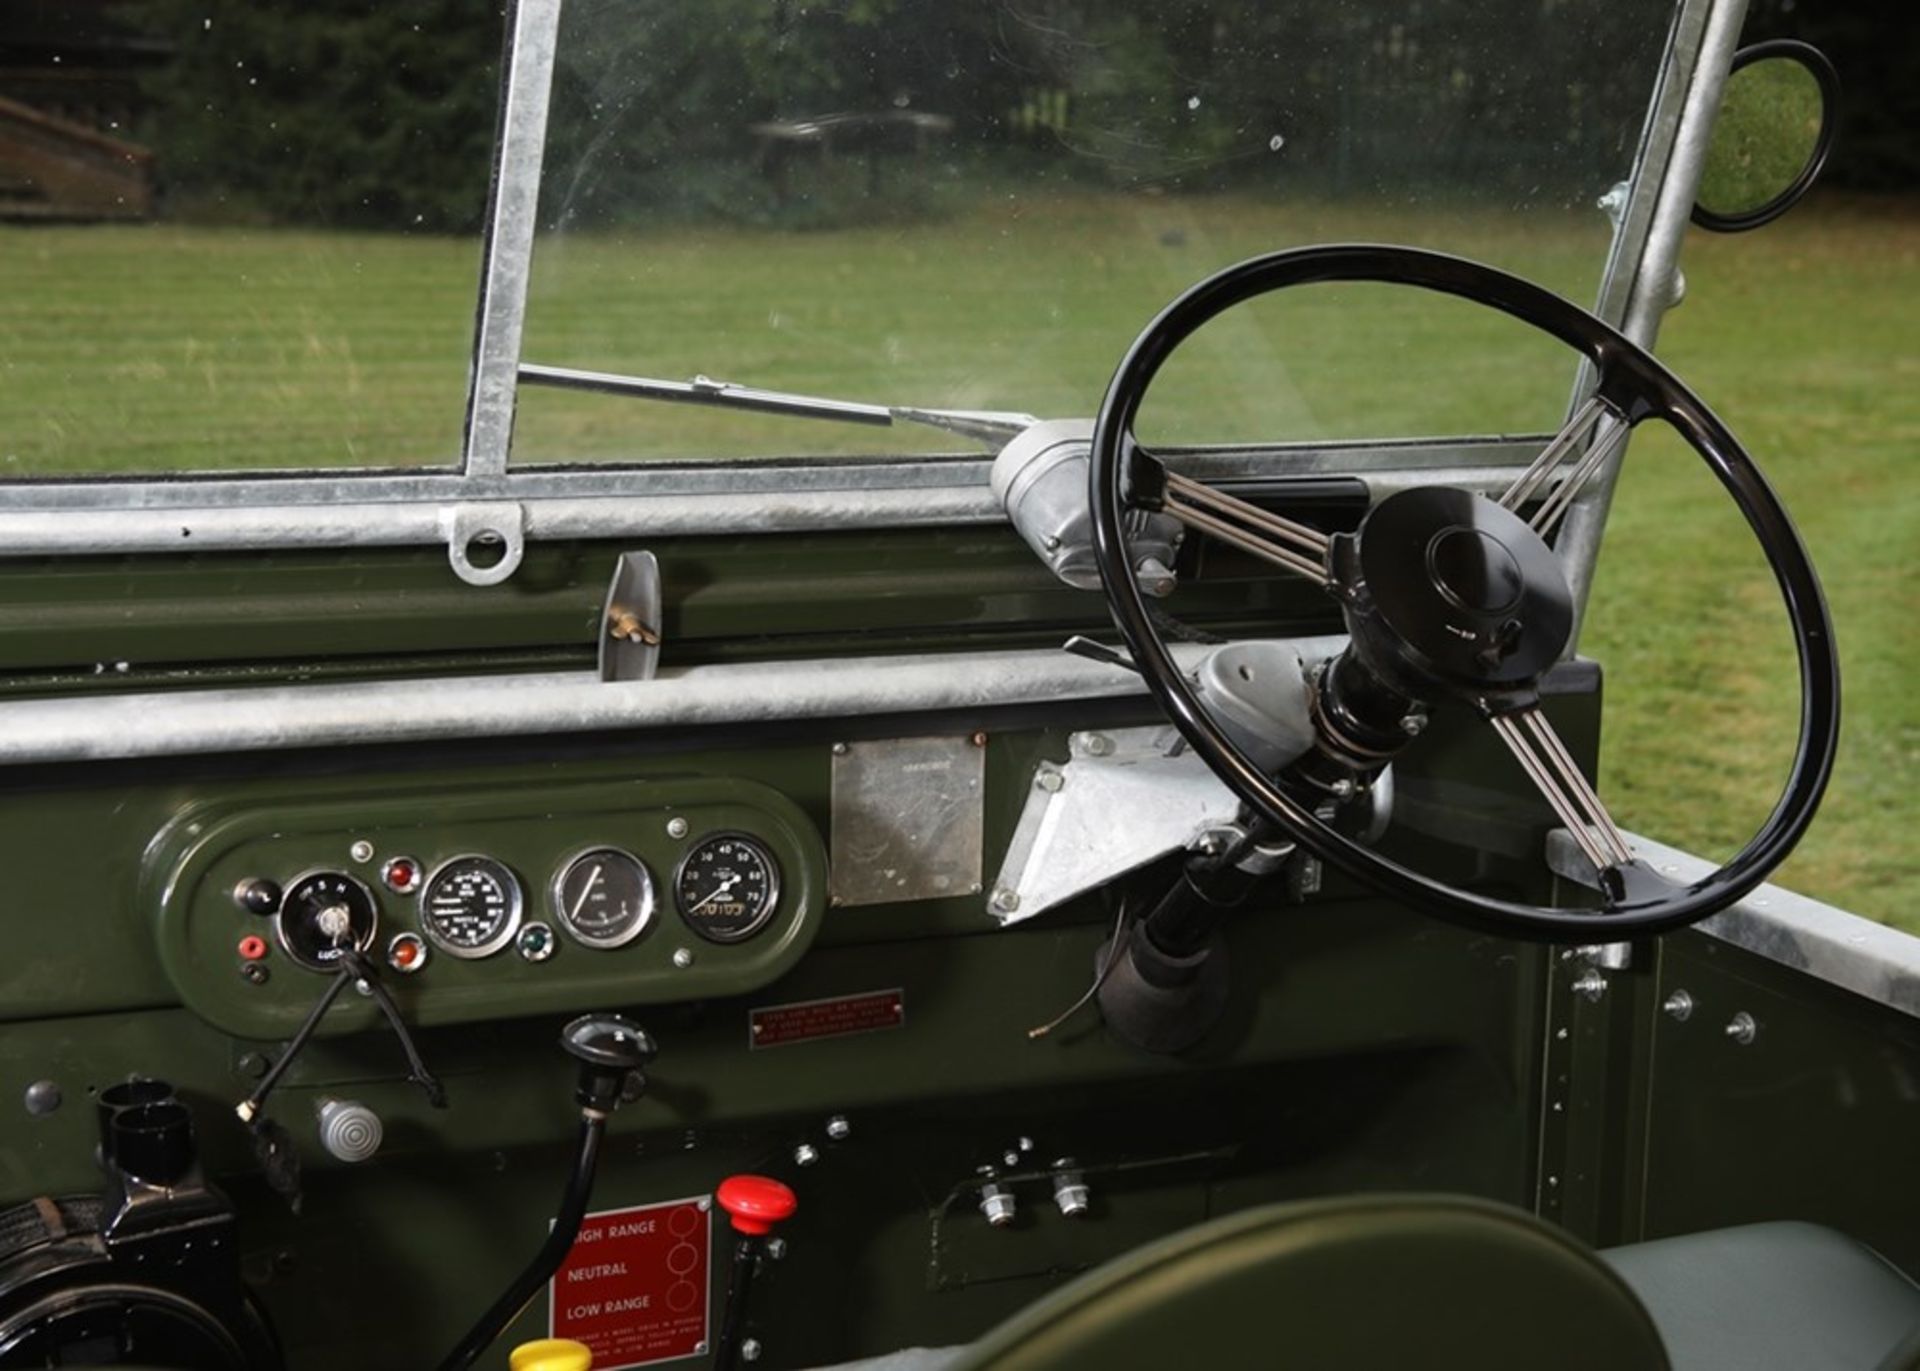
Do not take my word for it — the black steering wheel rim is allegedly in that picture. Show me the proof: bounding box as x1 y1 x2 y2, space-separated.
1089 244 1840 941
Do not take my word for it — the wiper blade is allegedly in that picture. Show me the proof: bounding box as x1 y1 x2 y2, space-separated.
517 363 1036 448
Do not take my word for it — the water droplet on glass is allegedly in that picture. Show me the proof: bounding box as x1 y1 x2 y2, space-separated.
1269 134 1286 152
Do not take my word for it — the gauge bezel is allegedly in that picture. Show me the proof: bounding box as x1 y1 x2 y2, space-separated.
275 868 380 971
673 831 782 944
550 846 657 951
417 853 525 960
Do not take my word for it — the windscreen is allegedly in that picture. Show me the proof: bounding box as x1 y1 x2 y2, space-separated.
513 0 1675 464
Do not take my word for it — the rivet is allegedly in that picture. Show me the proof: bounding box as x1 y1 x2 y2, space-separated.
672 948 694 969
831 742 849 756
666 816 689 839
349 839 374 864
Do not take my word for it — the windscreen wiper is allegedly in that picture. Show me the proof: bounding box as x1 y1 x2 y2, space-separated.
518 362 1038 447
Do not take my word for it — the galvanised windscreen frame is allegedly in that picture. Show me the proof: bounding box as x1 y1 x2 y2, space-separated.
0 0 1749 621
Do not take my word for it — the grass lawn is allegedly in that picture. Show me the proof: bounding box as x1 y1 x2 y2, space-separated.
0 193 1912 925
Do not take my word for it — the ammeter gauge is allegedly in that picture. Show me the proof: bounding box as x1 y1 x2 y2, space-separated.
552 848 656 950
675 834 780 943
277 870 379 971
418 855 523 959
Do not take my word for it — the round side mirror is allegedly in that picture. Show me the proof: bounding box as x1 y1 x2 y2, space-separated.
1693 39 1838 232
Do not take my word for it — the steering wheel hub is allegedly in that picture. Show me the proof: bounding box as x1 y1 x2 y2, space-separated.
1428 528 1521 612
1347 486 1573 695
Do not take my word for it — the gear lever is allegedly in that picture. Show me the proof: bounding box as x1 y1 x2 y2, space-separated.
438 1014 657 1371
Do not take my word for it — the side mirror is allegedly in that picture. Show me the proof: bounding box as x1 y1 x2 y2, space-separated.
1693 39 1839 232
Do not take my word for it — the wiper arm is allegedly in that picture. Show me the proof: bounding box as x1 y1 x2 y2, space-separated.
517 363 1037 448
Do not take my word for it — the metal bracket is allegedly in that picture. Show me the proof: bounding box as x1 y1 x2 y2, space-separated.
442 502 526 586
987 726 1241 925
598 551 663 682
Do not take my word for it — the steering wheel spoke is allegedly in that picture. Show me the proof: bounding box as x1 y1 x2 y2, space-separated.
1498 395 1633 539
1487 705 1634 873
1130 443 1333 587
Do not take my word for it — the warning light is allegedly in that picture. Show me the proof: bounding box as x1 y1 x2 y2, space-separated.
387 932 427 974
381 856 421 894
237 935 269 961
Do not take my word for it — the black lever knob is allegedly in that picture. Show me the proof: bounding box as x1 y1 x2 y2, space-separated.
561 1014 657 1112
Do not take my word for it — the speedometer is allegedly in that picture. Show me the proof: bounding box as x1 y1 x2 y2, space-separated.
419 855 523 958
675 834 780 943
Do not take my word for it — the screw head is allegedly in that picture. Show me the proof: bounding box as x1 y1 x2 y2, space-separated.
1571 969 1608 1003
793 1143 820 1167
1663 989 1694 1022
1399 713 1428 736
742 1339 763 1363
970 731 988 747
672 947 694 969
765 1236 788 1261
239 962 270 985
1725 1011 1758 1045
22 1081 60 1117
825 1115 851 1141
666 816 689 839
989 888 1021 915
831 742 849 756
349 839 374 864
1036 769 1064 793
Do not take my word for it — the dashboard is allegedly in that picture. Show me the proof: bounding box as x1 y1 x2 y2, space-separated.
147 776 828 1039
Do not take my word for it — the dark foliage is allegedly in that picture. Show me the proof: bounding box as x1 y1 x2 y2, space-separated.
118 0 504 231
1744 0 1918 191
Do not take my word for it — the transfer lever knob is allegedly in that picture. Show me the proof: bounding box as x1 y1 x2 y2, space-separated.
560 1013 657 1112
716 1175 797 1237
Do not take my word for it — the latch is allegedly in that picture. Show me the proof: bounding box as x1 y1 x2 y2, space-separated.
599 551 663 682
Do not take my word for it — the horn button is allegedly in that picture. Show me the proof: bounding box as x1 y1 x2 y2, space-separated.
1344 487 1574 694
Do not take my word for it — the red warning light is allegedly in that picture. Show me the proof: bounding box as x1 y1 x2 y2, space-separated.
382 856 420 894
237 935 269 961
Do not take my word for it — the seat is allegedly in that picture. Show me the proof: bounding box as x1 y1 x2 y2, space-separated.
816 1197 1920 1371
1602 1222 1920 1371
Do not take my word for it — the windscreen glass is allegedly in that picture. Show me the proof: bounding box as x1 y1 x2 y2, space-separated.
0 2 498 477
514 0 1673 464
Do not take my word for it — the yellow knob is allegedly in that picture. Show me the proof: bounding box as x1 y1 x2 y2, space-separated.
510 1339 593 1371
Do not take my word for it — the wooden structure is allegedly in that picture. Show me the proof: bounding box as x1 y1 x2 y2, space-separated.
0 93 152 219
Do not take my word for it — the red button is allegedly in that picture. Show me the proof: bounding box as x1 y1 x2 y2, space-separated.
237 935 269 961
715 1175 797 1236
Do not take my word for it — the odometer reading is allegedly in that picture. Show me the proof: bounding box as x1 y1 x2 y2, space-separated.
419 855 523 959
675 834 780 943
552 848 656 950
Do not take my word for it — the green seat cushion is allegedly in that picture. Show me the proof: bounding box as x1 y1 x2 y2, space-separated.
1602 1222 1920 1371
943 1193 1668 1371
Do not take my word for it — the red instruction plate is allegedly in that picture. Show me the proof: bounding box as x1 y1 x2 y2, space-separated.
749 987 906 1049
550 1196 711 1368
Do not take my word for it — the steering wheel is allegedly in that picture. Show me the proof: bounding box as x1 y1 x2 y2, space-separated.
1089 245 1839 941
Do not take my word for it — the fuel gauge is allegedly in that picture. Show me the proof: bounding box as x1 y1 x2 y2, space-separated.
552 848 656 950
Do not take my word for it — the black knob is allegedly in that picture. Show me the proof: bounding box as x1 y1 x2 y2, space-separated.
233 877 283 916
561 1014 657 1112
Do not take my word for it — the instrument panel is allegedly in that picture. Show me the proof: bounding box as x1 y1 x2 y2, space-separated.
147 776 827 1039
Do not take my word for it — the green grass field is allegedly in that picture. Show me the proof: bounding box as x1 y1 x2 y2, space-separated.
0 194 1913 925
